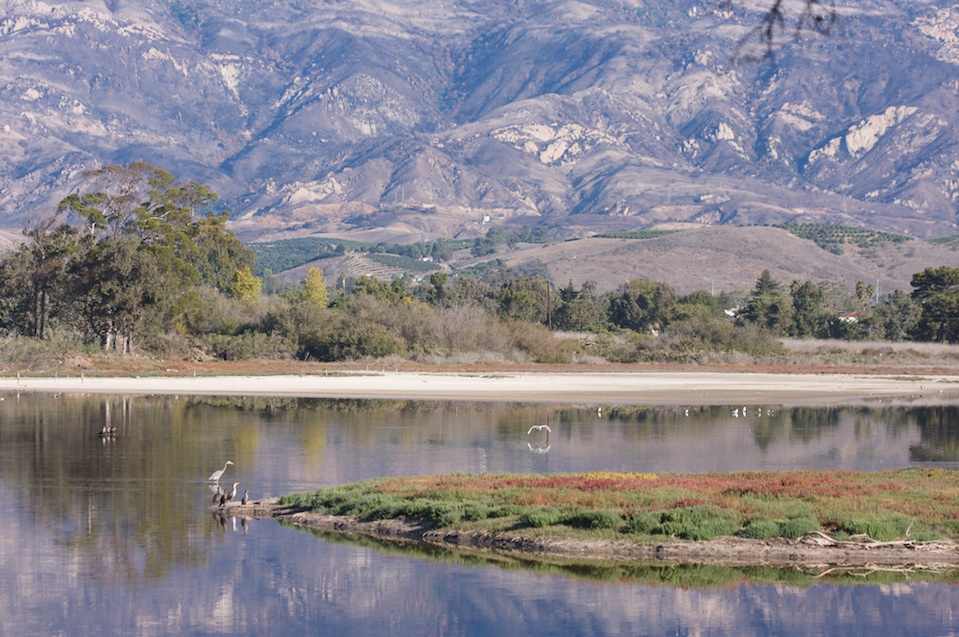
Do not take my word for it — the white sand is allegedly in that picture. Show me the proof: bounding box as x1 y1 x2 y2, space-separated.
1 370 957 405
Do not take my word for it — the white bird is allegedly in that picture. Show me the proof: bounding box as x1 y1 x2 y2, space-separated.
527 424 552 435
209 461 234 486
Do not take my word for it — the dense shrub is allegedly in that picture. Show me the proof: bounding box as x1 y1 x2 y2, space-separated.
623 511 663 536
519 508 564 528
561 509 624 530
739 519 781 539
507 320 579 363
778 516 821 538
0 335 89 372
833 514 914 542
207 332 293 361
658 506 741 541
298 311 405 361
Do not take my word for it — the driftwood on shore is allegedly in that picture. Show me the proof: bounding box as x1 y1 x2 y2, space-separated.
222 499 959 570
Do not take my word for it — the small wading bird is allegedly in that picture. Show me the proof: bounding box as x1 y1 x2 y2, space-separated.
209 461 233 486
527 422 551 449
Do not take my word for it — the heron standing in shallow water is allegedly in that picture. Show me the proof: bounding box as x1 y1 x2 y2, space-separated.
209 461 233 486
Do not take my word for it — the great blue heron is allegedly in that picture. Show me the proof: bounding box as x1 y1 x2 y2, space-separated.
209 461 233 486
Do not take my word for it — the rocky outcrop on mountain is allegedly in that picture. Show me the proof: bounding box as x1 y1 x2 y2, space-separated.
0 0 956 241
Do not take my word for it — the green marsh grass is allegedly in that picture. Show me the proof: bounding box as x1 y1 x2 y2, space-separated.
277 469 959 543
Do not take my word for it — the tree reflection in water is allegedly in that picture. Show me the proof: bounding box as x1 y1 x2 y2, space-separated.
2 393 959 635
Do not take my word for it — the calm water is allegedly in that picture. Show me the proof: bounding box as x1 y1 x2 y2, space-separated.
2 393 959 636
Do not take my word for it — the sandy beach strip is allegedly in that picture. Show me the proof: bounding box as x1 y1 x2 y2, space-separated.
1 370 958 405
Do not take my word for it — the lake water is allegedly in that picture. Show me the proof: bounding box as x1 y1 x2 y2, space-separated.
2 393 959 636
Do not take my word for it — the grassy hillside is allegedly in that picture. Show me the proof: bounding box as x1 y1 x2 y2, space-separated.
265 225 957 294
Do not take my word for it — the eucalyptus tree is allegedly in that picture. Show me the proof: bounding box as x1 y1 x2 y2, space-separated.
65 235 156 352
0 218 88 338
49 161 257 350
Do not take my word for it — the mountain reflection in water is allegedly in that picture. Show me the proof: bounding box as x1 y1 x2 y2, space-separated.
1 393 958 636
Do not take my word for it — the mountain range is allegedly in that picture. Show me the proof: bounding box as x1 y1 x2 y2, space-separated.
0 0 957 244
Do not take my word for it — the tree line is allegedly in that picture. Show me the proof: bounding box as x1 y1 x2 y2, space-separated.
1 163 957 366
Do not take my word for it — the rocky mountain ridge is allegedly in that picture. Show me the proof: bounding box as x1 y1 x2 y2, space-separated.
0 0 957 242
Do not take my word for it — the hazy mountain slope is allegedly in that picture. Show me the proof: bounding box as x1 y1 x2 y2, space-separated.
0 0 956 240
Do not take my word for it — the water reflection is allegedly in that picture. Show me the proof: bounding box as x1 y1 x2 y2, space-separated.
2 393 959 635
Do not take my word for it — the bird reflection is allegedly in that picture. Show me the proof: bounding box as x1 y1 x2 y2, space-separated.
98 425 116 443
527 416 552 453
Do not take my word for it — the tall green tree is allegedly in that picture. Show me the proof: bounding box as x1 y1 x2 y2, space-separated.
0 220 87 338
553 280 608 332
58 162 174 239
739 270 794 335
868 289 921 341
608 278 677 333
37 161 258 350
668 290 724 323
789 280 833 338
66 236 158 352
496 275 554 325
424 272 451 308
855 280 876 310
910 266 959 343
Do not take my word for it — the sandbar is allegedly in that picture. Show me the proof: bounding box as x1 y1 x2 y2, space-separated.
2 370 958 405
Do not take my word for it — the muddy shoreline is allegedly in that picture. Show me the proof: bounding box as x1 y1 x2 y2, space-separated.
227 499 959 569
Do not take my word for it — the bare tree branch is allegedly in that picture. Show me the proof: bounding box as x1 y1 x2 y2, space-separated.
723 0 841 62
